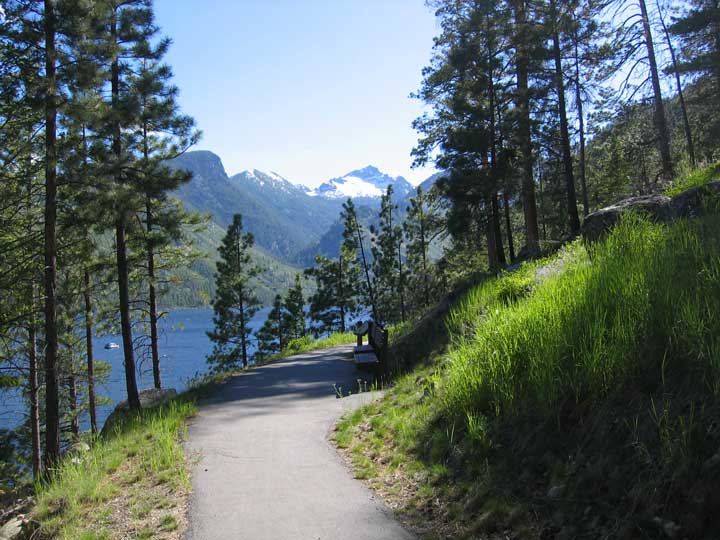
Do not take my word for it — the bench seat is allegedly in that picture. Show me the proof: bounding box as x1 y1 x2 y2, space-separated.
354 351 379 365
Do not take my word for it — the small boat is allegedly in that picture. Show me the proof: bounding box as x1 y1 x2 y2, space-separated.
104 342 120 350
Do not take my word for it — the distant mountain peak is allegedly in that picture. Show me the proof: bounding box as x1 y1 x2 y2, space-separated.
347 165 382 177
172 150 228 180
313 165 413 200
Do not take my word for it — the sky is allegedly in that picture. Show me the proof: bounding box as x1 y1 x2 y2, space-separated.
153 0 440 187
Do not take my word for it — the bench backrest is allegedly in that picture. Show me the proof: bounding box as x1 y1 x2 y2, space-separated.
368 321 387 353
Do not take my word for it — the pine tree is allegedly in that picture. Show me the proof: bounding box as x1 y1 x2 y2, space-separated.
305 247 359 335
341 198 377 320
669 0 720 155
547 0 581 235
283 274 305 341
404 186 444 311
371 186 405 325
130 29 199 389
207 214 261 371
255 295 285 362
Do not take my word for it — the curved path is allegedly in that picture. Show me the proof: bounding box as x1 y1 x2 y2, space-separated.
185 345 414 540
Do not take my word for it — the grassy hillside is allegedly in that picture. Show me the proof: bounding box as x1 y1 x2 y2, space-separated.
335 204 720 537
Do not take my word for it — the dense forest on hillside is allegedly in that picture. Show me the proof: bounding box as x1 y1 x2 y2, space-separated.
1 0 719 534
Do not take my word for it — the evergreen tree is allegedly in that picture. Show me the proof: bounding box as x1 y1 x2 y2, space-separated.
371 185 406 325
207 214 261 371
283 274 306 341
341 198 377 320
669 0 720 154
404 185 444 311
255 294 285 362
610 0 674 180
305 246 359 335
130 30 200 389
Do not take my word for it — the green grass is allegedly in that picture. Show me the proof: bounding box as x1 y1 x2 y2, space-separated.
272 331 356 359
442 214 720 427
33 399 196 540
664 161 719 196
337 211 720 537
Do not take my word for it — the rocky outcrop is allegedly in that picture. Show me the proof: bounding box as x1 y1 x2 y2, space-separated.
114 388 178 410
669 181 720 219
582 181 720 243
101 388 177 435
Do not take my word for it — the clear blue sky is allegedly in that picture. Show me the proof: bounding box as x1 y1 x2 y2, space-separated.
153 0 439 187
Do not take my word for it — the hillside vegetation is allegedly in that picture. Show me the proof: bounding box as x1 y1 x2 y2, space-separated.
336 194 720 538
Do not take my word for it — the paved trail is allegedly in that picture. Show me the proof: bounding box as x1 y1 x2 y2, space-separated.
185 345 414 540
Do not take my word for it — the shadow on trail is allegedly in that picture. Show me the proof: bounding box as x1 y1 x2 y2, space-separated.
197 346 373 418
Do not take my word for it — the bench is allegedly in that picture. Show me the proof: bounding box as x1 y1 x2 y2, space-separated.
352 321 388 375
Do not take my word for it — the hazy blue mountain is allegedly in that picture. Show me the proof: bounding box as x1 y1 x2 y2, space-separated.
169 151 443 298
171 151 337 261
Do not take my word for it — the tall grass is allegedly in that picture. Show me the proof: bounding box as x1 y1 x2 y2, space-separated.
442 215 720 433
33 400 195 540
664 162 720 196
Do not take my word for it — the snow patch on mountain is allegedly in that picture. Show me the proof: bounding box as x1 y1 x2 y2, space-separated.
314 165 414 200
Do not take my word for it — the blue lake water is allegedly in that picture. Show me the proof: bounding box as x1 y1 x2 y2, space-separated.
0 307 270 433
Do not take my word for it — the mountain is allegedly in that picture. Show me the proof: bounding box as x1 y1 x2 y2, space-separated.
168 151 443 303
229 169 342 241
312 165 415 201
171 151 340 261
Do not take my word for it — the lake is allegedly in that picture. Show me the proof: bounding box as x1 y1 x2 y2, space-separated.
0 307 270 433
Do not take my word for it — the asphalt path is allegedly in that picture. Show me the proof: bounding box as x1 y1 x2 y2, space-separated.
185 345 414 540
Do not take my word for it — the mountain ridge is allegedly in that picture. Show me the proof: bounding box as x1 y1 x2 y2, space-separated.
169 150 442 301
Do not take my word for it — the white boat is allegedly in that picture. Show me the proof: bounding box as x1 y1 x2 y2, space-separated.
104 342 120 350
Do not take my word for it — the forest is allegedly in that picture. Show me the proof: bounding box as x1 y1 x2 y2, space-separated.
1 0 719 532
231 0 720 368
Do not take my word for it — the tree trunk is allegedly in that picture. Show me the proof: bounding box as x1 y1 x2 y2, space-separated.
639 0 673 181
338 255 346 333
396 237 406 323
485 212 500 271
573 32 590 216
655 0 695 168
83 269 97 434
503 192 516 262
420 204 430 308
146 199 161 389
355 220 378 322
239 294 247 368
513 0 540 252
68 372 79 437
552 25 581 235
112 7 140 409
116 224 141 408
492 192 506 265
487 57 506 266
28 318 41 478
43 0 60 469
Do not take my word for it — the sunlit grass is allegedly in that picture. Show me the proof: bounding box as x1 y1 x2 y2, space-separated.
336 208 720 535
664 161 720 196
33 400 195 540
272 331 356 360
442 214 720 434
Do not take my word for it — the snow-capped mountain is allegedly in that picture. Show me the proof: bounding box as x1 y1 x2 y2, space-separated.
171 152 440 267
235 168 308 196
312 165 415 200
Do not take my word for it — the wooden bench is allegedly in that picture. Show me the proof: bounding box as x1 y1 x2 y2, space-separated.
352 321 388 375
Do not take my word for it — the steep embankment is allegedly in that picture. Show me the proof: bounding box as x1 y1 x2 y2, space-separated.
335 175 720 539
